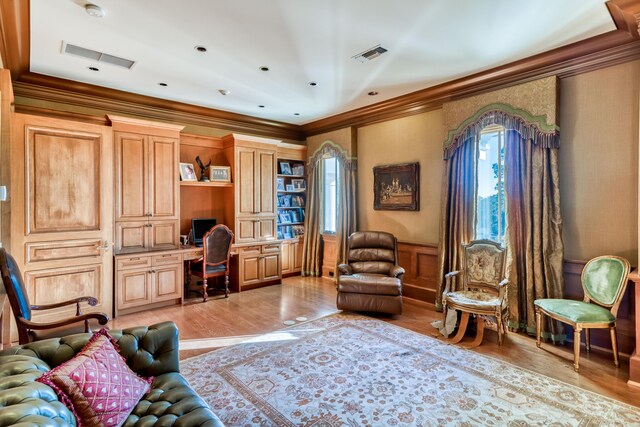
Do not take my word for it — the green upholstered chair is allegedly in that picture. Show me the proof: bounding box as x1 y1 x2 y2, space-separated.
534 255 630 372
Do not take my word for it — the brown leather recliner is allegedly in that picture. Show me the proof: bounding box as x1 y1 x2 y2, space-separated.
336 231 405 314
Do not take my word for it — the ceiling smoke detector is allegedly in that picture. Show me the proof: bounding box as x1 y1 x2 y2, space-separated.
85 4 105 18
352 44 388 63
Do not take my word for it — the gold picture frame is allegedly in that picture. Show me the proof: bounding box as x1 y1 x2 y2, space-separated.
209 166 231 183
179 163 197 181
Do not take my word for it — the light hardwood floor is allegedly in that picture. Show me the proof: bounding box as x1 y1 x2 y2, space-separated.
109 275 640 407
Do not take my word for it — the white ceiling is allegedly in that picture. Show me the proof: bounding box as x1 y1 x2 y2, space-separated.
30 0 615 126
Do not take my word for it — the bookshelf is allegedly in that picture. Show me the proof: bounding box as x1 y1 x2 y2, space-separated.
276 152 306 276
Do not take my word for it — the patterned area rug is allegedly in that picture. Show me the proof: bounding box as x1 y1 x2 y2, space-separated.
181 314 639 426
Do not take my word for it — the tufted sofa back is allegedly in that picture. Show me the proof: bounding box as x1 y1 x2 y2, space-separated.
347 231 398 275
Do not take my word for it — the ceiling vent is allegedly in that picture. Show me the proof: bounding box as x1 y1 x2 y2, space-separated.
352 44 388 63
62 42 136 69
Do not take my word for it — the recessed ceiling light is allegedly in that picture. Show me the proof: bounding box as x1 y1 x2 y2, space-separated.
195 45 207 53
218 89 231 96
88 66 99 71
85 4 105 18
294 113 300 116
308 82 317 86
258 105 265 108
259 66 269 72
158 82 168 87
368 91 379 96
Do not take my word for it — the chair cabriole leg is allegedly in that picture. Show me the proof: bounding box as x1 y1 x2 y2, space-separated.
585 329 590 353
535 309 542 348
203 278 208 302
610 325 619 368
224 274 229 298
573 326 582 372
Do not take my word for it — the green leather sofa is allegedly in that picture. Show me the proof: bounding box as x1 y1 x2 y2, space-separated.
0 321 223 426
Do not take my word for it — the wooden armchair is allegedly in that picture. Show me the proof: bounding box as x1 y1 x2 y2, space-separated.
0 248 109 344
442 240 509 347
190 224 234 302
535 255 630 372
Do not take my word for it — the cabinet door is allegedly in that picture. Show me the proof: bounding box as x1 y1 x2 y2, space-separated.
236 147 257 216
257 217 276 240
148 220 179 251
281 241 291 274
117 268 151 311
235 218 258 243
257 149 276 215
148 136 179 219
238 246 261 287
293 239 303 271
152 263 182 303
115 221 147 253
262 253 281 281
115 132 148 221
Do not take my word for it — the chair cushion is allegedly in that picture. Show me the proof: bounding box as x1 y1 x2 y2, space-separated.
338 274 401 296
123 372 223 427
36 329 153 427
29 318 106 342
445 290 501 310
191 264 227 275
535 299 616 324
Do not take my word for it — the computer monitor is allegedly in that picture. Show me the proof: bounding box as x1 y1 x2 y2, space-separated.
191 218 217 247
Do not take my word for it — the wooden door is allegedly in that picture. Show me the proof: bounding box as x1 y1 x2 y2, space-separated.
151 263 182 303
148 136 179 220
239 246 261 287
148 220 179 251
115 132 147 222
117 268 151 311
257 149 276 215
236 147 257 216
11 114 114 324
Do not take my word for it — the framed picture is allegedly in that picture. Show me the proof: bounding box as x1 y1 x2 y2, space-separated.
208 166 231 183
373 162 420 211
279 161 292 175
286 184 295 191
179 163 197 181
291 179 306 190
276 177 285 191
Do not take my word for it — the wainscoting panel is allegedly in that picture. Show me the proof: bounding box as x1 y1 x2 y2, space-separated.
397 241 439 304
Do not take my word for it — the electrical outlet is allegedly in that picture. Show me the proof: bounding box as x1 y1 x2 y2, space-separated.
0 186 6 202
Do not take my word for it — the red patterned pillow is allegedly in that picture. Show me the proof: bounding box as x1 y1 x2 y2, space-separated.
36 329 154 427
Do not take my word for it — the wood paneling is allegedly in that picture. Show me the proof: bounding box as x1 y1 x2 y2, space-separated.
27 128 100 233
397 241 439 303
115 132 147 221
322 234 337 279
149 136 179 219
11 114 113 331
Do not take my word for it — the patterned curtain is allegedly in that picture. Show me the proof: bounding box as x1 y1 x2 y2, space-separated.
302 141 357 277
437 105 564 343
435 138 476 310
504 129 565 342
301 164 323 276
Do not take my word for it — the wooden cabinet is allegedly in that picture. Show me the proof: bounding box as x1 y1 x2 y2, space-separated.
281 238 303 276
237 242 281 290
115 251 183 316
111 117 183 254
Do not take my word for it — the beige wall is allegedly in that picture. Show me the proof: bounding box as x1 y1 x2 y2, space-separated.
559 60 639 264
357 110 444 244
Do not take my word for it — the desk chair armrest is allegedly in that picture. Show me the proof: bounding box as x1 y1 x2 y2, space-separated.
337 264 352 276
31 296 99 316
444 271 459 294
17 312 109 331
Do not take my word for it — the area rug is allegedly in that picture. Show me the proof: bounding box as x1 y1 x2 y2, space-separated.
181 313 640 426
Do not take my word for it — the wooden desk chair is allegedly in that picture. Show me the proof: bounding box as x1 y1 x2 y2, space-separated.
442 240 509 347
190 224 234 302
535 255 630 372
0 248 109 345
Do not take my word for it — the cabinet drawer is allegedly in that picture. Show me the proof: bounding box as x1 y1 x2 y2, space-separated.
152 253 182 266
262 243 281 254
116 256 152 271
182 250 203 261
239 245 262 256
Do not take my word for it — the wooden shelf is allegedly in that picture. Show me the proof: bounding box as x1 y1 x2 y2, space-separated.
278 222 304 226
277 190 306 194
180 181 233 188
277 174 306 178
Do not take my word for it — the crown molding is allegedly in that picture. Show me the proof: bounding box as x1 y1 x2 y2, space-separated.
3 0 640 139
303 30 640 135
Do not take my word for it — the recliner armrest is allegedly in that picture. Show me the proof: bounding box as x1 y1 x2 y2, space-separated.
389 265 405 279
337 264 353 276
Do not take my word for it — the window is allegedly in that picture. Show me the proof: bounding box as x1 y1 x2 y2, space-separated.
476 125 506 243
322 156 339 233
